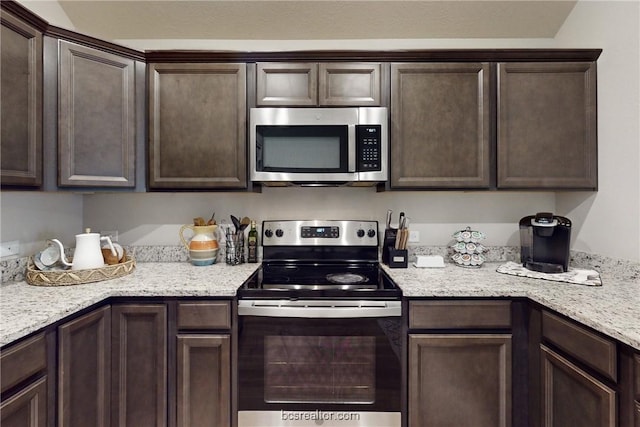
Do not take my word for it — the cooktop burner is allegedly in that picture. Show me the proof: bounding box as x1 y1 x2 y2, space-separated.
237 220 402 300
238 263 400 299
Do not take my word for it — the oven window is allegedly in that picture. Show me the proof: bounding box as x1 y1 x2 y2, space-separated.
256 125 348 172
264 336 375 404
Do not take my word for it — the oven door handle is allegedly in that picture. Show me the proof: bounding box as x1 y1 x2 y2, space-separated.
238 300 401 318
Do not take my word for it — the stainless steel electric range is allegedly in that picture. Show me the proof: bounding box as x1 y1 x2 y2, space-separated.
237 220 402 427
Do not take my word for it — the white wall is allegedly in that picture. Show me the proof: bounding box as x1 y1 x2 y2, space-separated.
3 1 639 262
0 192 83 256
551 1 640 261
82 190 554 248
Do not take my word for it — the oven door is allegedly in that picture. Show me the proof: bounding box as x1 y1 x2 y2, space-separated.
250 108 358 183
237 300 402 427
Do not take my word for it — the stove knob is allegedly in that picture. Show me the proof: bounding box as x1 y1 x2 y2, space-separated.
264 229 273 238
275 229 284 238
367 229 376 238
357 229 365 238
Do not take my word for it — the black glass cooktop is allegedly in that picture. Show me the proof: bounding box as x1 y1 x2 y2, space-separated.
237 262 401 299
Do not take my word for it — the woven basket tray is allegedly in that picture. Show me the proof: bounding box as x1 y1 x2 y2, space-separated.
26 256 136 286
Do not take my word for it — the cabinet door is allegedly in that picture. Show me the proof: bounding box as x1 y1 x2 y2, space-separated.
0 377 47 427
256 62 317 106
635 354 640 427
390 63 491 188
541 345 616 427
112 305 167 427
148 63 247 189
409 334 512 427
58 41 136 187
176 335 230 427
0 10 42 187
318 63 381 106
58 305 111 427
497 62 597 189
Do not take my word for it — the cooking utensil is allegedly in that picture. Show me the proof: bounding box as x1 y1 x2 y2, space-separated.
230 215 241 233
239 216 251 232
385 209 392 230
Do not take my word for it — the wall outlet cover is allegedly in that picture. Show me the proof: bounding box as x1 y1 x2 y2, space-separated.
1 241 20 259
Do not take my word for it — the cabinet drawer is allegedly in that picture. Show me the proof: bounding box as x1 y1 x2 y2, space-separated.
542 311 617 381
0 333 47 393
409 300 511 330
177 301 231 330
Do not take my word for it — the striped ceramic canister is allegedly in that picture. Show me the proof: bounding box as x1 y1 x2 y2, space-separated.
179 224 219 266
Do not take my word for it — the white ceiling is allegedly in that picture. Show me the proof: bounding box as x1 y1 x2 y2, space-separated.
17 0 578 50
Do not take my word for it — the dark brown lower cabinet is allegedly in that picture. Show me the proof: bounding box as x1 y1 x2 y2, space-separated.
176 335 230 427
58 305 111 427
112 304 167 427
409 334 512 427
0 377 47 427
541 344 616 427
635 353 640 427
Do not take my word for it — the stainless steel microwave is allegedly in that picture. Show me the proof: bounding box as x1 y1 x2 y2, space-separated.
249 107 388 185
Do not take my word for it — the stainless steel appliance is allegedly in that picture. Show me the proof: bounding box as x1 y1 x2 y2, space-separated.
519 212 572 273
249 108 388 185
237 220 402 427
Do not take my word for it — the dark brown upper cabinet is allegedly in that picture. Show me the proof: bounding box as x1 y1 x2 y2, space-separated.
148 63 247 189
497 62 598 189
0 9 43 187
58 40 136 187
256 62 382 106
390 63 492 188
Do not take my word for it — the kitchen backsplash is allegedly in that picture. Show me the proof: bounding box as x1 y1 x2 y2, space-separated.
2 246 638 285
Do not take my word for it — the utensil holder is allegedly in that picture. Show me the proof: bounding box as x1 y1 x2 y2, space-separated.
386 247 408 268
225 232 245 265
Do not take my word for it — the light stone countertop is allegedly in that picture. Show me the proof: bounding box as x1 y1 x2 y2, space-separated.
1 261 639 350
0 262 258 347
384 263 640 350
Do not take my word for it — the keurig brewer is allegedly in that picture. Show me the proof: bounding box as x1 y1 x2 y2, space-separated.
519 213 571 273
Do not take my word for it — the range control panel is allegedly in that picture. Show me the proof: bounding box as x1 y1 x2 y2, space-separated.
262 220 378 247
300 226 340 239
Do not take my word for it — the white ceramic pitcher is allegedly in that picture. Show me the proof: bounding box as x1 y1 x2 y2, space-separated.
51 229 116 270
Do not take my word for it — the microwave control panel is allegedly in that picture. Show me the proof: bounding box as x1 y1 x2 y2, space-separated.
356 125 382 172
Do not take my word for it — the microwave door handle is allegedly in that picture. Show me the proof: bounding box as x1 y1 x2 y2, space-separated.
348 125 356 172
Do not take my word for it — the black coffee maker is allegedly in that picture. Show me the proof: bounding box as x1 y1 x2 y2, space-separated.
519 212 571 273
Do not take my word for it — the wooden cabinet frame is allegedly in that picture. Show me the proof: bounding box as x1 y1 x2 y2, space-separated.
58 41 136 187
497 62 598 189
58 306 111 427
148 63 247 189
541 345 616 427
0 9 43 186
409 333 512 427
390 62 492 188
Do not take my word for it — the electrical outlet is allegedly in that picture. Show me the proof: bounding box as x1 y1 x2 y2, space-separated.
408 230 420 243
101 231 119 242
1 240 20 259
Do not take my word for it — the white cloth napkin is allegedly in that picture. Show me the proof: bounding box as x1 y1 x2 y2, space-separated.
496 261 602 286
